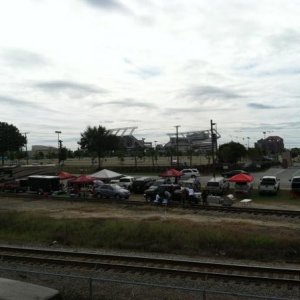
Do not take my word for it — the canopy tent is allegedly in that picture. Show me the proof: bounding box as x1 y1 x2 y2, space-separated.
91 169 123 180
160 168 183 177
57 171 76 180
69 175 96 184
228 173 254 183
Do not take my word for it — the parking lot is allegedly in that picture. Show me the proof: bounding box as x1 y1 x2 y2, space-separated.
200 163 300 190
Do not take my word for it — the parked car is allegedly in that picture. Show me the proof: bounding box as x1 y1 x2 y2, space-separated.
221 170 249 178
258 176 280 195
234 181 254 195
205 177 229 195
143 179 167 201
174 179 201 204
118 176 135 191
289 176 300 193
131 177 155 194
180 168 200 179
145 184 182 203
93 184 130 199
144 182 180 202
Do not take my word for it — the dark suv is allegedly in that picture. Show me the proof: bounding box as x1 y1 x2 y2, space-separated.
144 184 181 202
131 177 155 194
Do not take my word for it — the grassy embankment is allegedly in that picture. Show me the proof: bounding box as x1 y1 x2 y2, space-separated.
0 207 299 262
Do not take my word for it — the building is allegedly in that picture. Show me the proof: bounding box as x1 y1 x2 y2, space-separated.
164 130 220 153
31 145 57 158
255 136 284 154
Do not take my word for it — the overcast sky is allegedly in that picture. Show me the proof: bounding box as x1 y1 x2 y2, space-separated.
1 0 300 150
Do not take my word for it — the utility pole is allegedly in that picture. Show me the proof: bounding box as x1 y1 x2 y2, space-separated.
55 131 62 165
23 132 30 165
175 125 181 169
210 120 216 177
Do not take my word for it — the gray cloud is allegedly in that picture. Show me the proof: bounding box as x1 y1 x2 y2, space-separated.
247 103 286 109
82 0 130 13
1 49 49 68
183 85 242 101
95 98 157 109
0 95 57 112
34 80 106 96
163 106 231 115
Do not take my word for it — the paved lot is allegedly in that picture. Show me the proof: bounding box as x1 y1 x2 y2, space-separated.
199 163 300 190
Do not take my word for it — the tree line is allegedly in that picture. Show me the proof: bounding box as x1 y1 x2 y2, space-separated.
1 122 296 168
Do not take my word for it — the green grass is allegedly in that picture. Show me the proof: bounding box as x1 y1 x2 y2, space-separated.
0 211 299 262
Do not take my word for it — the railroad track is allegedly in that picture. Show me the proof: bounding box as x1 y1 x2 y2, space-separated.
0 245 299 287
1 192 300 218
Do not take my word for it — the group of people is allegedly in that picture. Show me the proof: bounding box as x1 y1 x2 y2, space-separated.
153 177 209 205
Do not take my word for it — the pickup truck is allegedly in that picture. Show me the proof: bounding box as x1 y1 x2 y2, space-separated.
258 176 280 195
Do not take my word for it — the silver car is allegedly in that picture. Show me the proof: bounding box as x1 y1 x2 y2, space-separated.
94 184 130 199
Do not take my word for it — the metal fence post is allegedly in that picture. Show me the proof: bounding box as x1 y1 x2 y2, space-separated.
203 290 206 300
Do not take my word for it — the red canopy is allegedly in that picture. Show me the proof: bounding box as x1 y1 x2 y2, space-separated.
57 171 76 180
160 168 183 177
69 175 96 184
228 173 254 183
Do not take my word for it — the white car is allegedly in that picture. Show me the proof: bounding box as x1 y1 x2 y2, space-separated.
118 176 135 191
180 168 200 179
258 176 280 195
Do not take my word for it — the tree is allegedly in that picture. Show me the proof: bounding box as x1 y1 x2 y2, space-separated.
78 125 120 169
0 122 26 165
218 142 247 164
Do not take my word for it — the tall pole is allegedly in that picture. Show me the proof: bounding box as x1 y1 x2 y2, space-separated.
175 125 180 169
23 132 29 165
210 120 216 177
55 131 61 164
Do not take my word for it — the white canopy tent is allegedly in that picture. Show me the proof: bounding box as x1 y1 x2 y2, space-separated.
91 169 123 180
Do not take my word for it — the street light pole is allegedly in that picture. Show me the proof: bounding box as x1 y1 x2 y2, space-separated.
55 130 61 164
175 125 180 169
210 120 216 177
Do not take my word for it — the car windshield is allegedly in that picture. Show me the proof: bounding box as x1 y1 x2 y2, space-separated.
261 178 276 184
120 178 130 183
293 178 300 183
236 182 247 186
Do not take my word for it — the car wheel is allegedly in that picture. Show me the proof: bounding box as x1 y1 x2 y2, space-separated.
115 194 120 199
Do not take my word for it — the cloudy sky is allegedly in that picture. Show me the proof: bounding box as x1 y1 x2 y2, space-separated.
1 0 300 150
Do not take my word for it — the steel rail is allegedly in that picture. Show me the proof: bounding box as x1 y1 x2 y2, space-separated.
0 246 299 286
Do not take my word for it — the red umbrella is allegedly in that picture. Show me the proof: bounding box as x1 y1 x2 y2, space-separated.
160 168 183 177
228 173 254 183
57 171 76 180
69 175 96 184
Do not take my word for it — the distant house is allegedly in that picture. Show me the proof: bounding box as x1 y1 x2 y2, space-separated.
255 136 284 154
